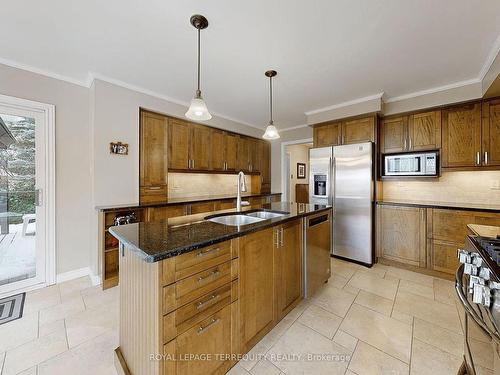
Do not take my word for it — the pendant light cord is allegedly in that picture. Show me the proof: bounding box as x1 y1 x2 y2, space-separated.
197 28 201 96
269 75 273 125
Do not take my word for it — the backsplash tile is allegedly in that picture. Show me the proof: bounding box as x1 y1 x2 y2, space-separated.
168 173 254 198
382 171 500 205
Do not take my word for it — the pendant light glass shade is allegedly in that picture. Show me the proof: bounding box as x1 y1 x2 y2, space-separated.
186 15 211 121
262 70 280 140
263 123 280 140
185 93 212 121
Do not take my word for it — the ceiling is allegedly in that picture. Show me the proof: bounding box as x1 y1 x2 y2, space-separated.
1 0 500 130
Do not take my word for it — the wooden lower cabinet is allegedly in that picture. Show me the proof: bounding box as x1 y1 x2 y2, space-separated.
376 205 426 267
238 227 276 353
275 219 303 320
377 204 500 276
149 205 186 221
116 218 308 375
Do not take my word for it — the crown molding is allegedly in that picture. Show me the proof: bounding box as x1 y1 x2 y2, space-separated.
279 123 309 133
304 93 384 116
0 56 89 88
479 31 500 81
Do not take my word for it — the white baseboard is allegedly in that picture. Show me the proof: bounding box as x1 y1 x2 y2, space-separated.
56 267 101 286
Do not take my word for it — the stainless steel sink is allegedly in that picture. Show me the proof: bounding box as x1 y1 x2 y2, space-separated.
246 210 288 220
206 214 265 226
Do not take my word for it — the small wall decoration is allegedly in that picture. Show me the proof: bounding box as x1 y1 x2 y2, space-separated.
110 142 129 155
297 163 306 179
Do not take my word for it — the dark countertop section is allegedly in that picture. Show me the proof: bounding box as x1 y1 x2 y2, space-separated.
468 224 500 238
109 202 331 263
96 192 282 212
376 199 500 213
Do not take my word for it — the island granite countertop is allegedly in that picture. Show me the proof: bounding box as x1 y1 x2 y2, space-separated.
109 202 331 263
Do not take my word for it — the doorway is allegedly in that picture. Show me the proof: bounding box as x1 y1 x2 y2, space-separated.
0 94 55 298
281 139 313 203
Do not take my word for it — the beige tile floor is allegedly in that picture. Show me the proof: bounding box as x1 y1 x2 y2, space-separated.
0 258 482 375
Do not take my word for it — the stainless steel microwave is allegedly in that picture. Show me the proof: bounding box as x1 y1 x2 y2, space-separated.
383 151 438 176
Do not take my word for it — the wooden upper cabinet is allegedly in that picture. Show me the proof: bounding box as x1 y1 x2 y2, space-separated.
260 141 271 193
250 139 260 173
225 133 238 171
237 136 250 172
442 103 482 168
380 116 407 154
190 123 212 170
210 129 225 171
275 220 302 320
408 110 441 151
238 227 275 353
341 116 375 144
168 118 190 170
482 98 500 166
140 111 168 187
313 122 341 147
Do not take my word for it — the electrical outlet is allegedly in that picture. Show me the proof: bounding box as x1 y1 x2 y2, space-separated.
491 180 500 190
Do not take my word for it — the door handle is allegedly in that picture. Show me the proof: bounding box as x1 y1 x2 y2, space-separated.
280 227 284 247
409 137 412 150
35 188 43 207
404 138 407 150
476 152 481 166
485 152 488 165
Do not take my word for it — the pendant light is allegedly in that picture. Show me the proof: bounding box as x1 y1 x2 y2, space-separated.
262 70 280 140
185 15 212 121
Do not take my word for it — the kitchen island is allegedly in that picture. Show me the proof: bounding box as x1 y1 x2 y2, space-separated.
109 202 332 375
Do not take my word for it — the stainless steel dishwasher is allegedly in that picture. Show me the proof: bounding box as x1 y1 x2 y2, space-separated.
304 210 332 298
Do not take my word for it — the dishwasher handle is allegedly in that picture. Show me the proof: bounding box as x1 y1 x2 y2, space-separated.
308 214 329 227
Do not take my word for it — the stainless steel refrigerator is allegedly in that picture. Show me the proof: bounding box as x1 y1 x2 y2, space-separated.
309 142 373 265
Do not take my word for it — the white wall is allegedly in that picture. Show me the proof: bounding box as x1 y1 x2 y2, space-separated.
0 63 91 275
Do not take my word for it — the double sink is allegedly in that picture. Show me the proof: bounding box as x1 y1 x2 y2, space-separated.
205 210 288 226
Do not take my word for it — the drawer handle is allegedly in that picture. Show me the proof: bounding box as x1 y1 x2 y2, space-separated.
197 317 220 335
197 269 220 283
148 187 161 190
196 247 220 257
196 294 220 310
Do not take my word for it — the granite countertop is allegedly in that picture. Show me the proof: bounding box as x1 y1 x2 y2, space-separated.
109 202 331 263
468 224 500 238
96 192 282 211
376 199 500 213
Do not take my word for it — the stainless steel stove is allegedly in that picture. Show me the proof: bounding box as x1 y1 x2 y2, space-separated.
456 227 500 374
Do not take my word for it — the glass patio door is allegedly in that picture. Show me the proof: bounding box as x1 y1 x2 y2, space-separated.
0 99 52 297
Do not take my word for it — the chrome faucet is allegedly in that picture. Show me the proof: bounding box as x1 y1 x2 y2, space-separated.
236 171 249 211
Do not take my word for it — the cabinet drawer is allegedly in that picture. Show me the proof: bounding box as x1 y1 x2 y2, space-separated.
174 240 232 281
139 185 167 204
175 260 236 307
432 209 474 244
164 304 232 375
163 280 238 338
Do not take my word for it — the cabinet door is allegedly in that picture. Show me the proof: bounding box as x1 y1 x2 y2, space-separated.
432 240 460 275
238 227 275 353
408 110 441 151
211 129 225 171
275 220 302 320
380 116 407 153
237 136 250 172
189 201 216 215
190 123 212 170
341 117 375 144
250 139 260 173
225 133 238 171
313 122 341 147
432 209 474 245
169 118 190 170
376 205 426 267
260 141 271 193
442 103 482 168
140 110 168 187
482 99 500 166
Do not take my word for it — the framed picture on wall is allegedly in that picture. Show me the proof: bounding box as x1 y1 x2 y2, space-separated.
297 163 306 179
